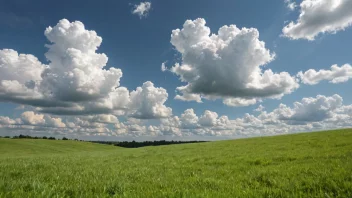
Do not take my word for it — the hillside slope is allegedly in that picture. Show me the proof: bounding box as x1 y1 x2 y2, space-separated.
1 129 352 197
0 139 118 157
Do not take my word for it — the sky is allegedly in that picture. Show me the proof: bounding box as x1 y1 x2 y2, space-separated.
0 0 352 141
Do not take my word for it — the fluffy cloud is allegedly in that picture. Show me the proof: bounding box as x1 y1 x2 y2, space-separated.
276 94 343 123
233 94 351 136
298 64 352 85
132 2 151 18
21 111 46 125
0 19 171 119
44 116 66 128
0 116 17 125
129 81 172 119
167 18 299 106
180 109 199 129
0 49 47 104
199 110 218 127
283 0 352 40
285 0 297 11
19 111 67 128
0 111 116 136
1 94 351 138
159 109 232 136
42 19 123 102
254 105 265 112
161 62 167 72
223 98 259 107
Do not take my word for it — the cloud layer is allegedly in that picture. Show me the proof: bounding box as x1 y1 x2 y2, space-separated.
283 0 352 40
166 18 299 106
2 94 350 139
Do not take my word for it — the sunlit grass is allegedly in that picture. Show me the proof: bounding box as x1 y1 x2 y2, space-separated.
1 129 352 197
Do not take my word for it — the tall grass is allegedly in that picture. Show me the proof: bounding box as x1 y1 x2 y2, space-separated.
1 129 352 197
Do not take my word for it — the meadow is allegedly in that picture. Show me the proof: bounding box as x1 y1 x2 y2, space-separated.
0 129 352 197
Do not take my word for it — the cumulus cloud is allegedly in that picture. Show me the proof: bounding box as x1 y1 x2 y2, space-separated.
0 116 17 125
21 111 46 125
0 111 118 136
44 115 66 128
233 94 351 136
199 110 218 127
283 0 352 40
129 81 172 119
168 18 299 106
0 19 172 119
277 94 343 123
132 2 152 18
1 94 351 138
180 109 199 129
42 19 123 102
254 105 265 112
158 109 231 136
298 64 352 85
0 49 47 104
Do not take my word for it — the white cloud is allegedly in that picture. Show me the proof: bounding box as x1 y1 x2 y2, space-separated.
255 94 344 128
180 109 199 129
0 49 47 104
161 62 167 72
44 116 66 128
169 18 299 106
254 104 265 112
42 19 123 102
0 116 17 125
199 110 218 127
0 19 172 119
129 81 172 119
174 86 202 103
223 98 258 107
285 0 297 11
75 114 119 126
279 94 343 123
1 94 351 138
283 0 352 40
298 64 352 85
21 111 46 125
19 111 67 128
132 2 152 18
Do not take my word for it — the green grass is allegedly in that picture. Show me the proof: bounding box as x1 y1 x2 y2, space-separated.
1 129 352 198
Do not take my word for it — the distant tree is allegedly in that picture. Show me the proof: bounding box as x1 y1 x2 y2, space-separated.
62 137 68 140
4 136 10 138
74 139 79 141
43 136 48 139
48 137 56 140
96 140 208 148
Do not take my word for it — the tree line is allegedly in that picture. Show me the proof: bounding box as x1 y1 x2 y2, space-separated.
91 140 207 148
0 134 77 141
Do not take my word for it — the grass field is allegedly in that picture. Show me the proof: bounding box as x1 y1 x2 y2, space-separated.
1 129 352 197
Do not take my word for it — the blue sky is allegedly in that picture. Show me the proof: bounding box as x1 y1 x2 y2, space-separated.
0 0 352 140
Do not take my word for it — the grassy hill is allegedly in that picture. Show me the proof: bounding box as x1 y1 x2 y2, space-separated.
1 129 352 197
0 139 119 157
